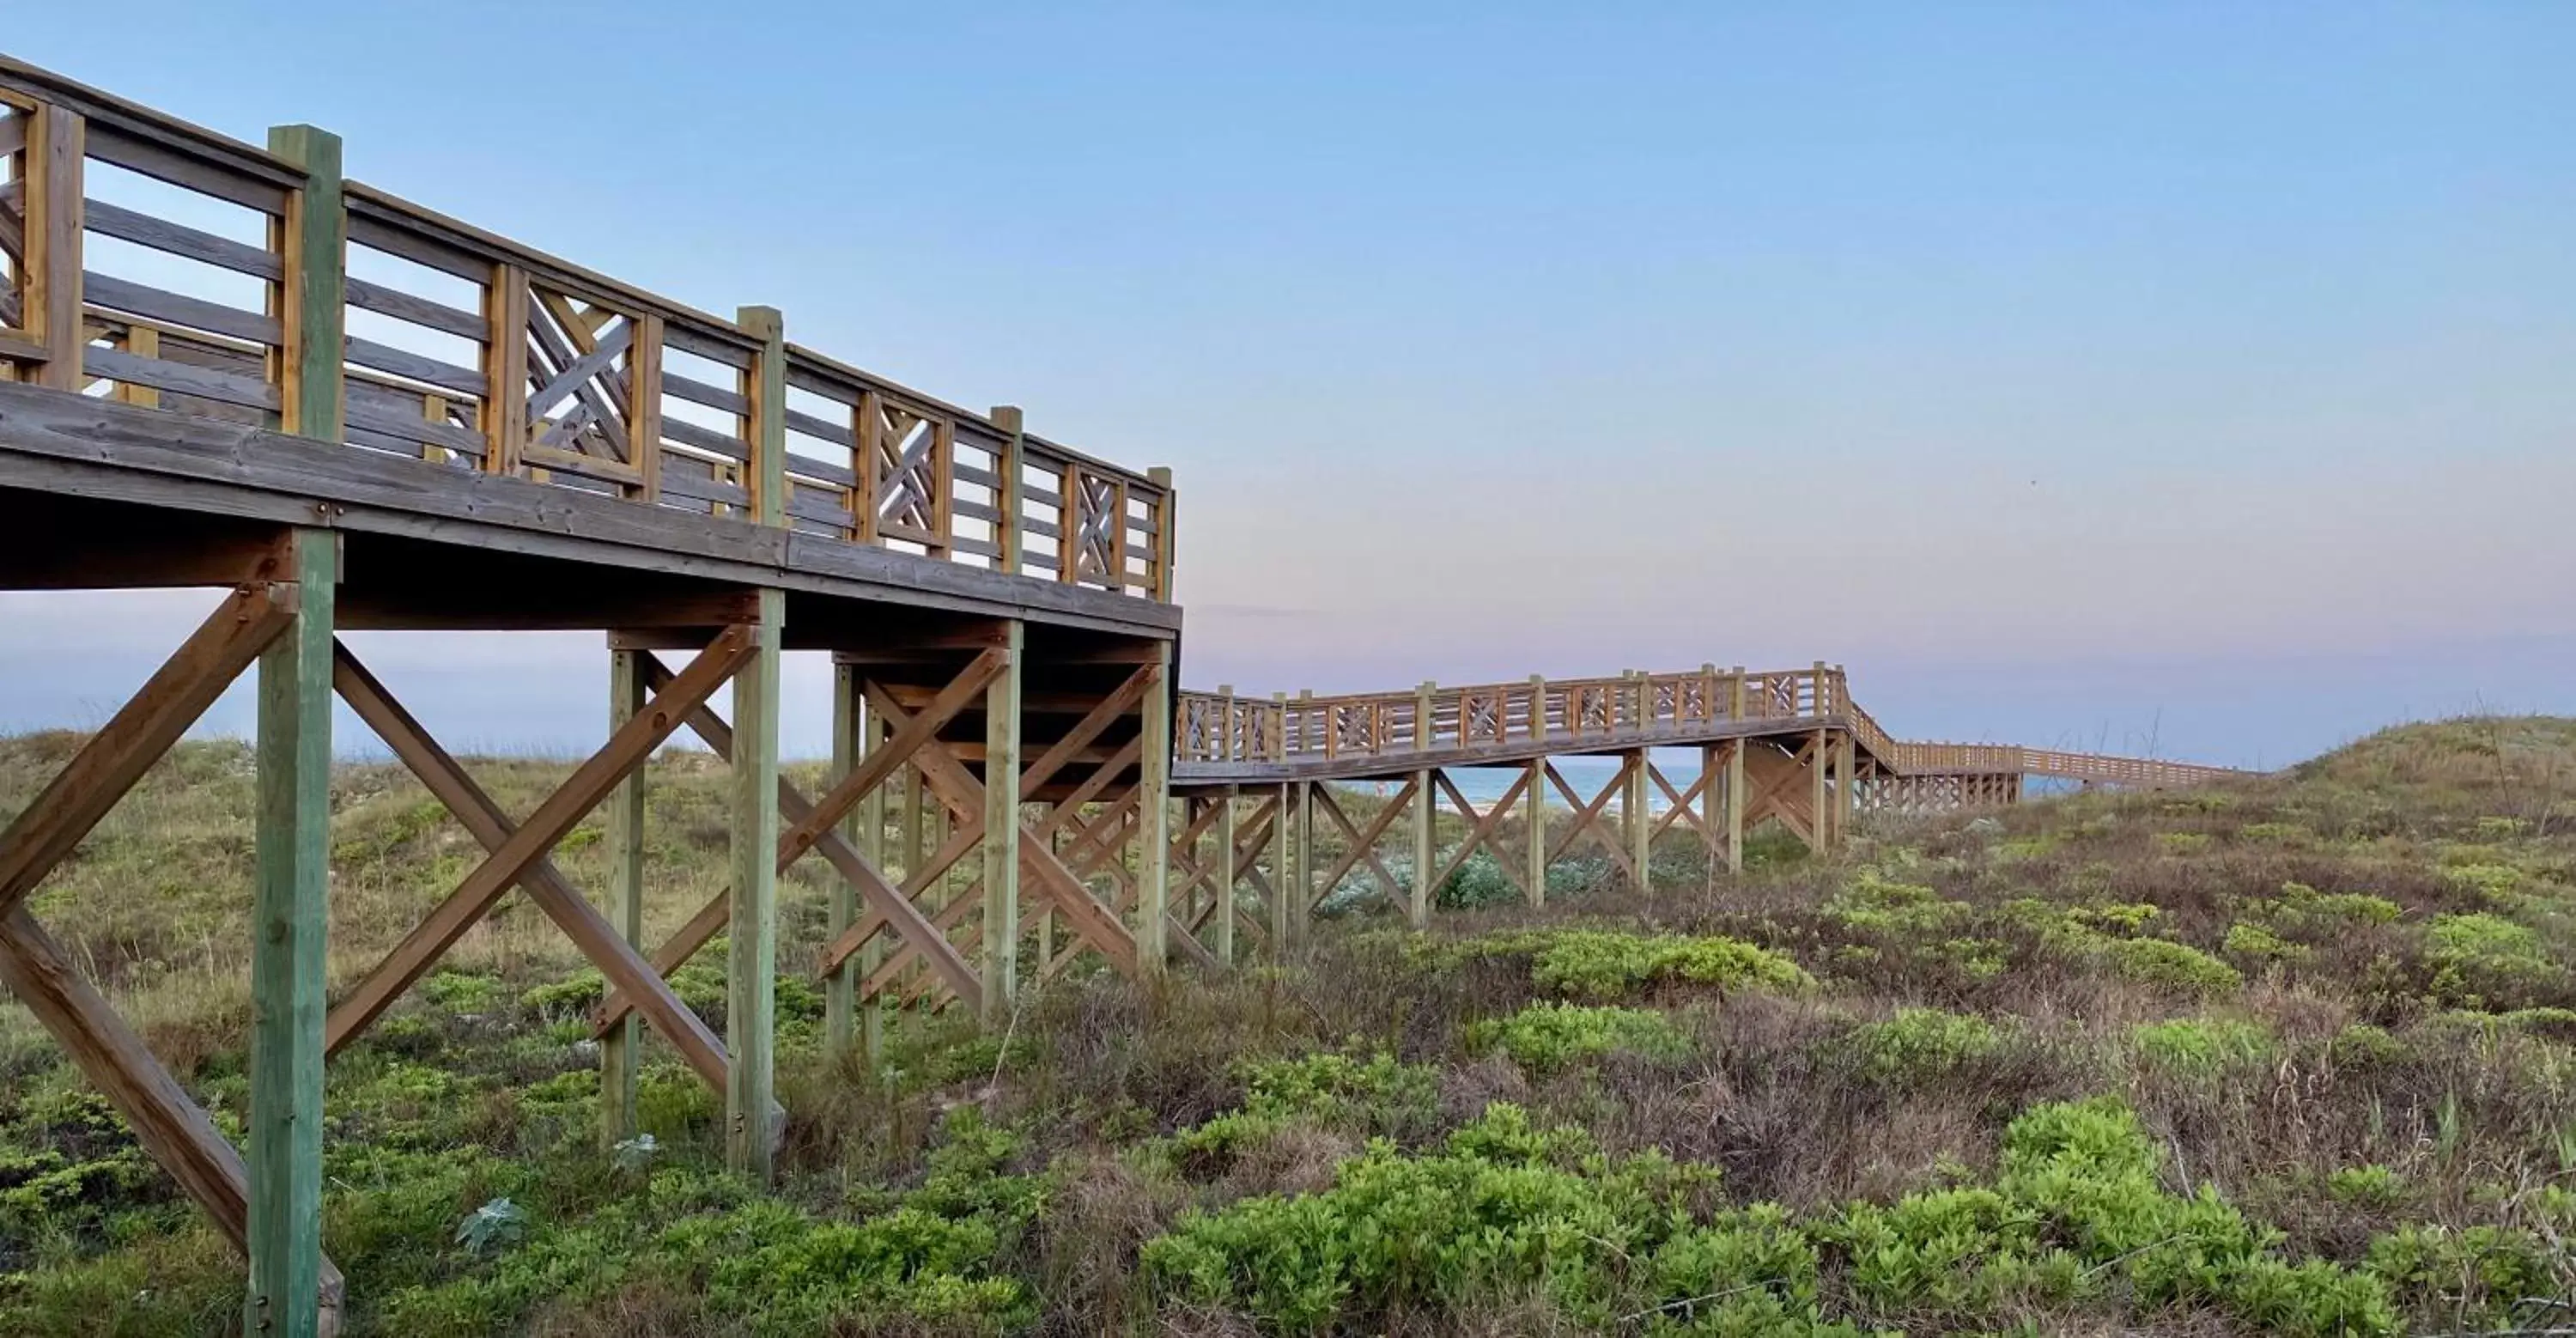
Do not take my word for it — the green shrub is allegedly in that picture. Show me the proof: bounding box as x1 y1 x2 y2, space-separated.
1825 871 1968 936
2222 921 2309 966
2325 1165 2407 1211
2367 1224 2555 1327
2096 937 2242 1000
1840 1008 2005 1084
2131 1019 2271 1079
1528 930 1813 1000
2426 912 2559 1006
1145 1104 1716 1331
1468 1002 1692 1073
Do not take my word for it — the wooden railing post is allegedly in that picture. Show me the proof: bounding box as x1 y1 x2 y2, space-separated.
989 406 1024 577
1415 680 1436 751
1528 675 1547 741
1148 465 1176 601
25 100 83 392
1269 690 1287 761
737 306 787 526
268 125 344 441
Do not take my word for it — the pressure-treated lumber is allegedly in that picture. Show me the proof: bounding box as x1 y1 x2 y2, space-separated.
245 526 333 1338
600 648 648 1142
324 623 758 1055
727 587 784 1178
981 621 1024 1023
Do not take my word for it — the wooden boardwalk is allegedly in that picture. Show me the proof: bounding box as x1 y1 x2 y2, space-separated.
1159 666 2244 952
0 58 2242 1335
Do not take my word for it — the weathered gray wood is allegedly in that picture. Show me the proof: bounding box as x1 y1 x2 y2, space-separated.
343 334 485 398
85 193 279 277
727 587 783 1180
660 370 747 415
343 380 487 456
83 272 281 346
83 122 289 216
82 344 280 412
343 274 486 342
0 383 1182 637
659 416 751 460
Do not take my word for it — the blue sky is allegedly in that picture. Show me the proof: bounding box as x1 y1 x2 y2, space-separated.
5 3 2573 767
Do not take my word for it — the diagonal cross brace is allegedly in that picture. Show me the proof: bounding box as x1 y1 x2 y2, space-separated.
330 642 737 1092
324 623 758 1055
0 908 350 1329
0 580 297 920
587 653 986 1036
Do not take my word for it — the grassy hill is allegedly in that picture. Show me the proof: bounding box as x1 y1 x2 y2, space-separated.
8 718 2576 1335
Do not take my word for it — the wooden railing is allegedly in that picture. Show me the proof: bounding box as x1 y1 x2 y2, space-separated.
1181 663 1841 765
1180 664 2245 789
0 57 1175 599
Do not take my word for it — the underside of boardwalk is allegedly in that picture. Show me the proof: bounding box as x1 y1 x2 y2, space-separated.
0 58 1191 1337
0 55 2252 1337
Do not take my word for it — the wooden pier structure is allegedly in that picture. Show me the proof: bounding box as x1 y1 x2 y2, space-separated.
0 58 2243 1333
1167 666 2243 947
0 58 1188 1335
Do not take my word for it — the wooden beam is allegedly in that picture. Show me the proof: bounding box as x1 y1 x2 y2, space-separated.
599 648 647 1144
1525 757 1547 907
981 621 1024 1025
727 587 783 1179
1409 767 1435 928
0 909 345 1329
245 526 333 1338
1136 643 1172 975
1195 794 1228 964
331 644 736 1096
1271 782 1295 958
824 663 861 1059
0 581 296 920
324 623 757 1054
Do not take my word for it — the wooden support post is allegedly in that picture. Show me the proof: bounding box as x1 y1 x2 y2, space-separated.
726 588 783 1179
738 306 787 526
1700 745 1722 891
1525 755 1547 907
1270 782 1294 958
1136 642 1172 976
27 100 83 392
245 527 334 1338
981 621 1024 1025
600 648 647 1145
1211 793 1237 964
1285 782 1312 952
269 125 345 442
1836 730 1856 844
855 687 890 1059
1808 729 1829 855
1625 750 1650 891
824 664 861 1060
1409 767 1436 928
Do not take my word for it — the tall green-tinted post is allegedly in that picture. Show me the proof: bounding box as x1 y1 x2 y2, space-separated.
1525 757 1547 908
728 588 784 1177
601 648 649 1144
854 686 890 1061
1625 751 1650 891
1211 793 1237 964
1269 781 1293 958
1136 642 1173 976
981 621 1024 1025
246 528 336 1337
826 664 862 1059
246 121 343 1338
730 303 788 1177
1726 670 1747 873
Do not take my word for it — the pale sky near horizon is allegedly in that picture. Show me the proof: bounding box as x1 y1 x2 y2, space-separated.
3 3 2571 769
